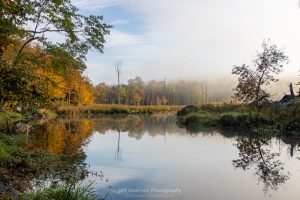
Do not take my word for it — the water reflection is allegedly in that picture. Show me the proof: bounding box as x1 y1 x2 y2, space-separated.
115 130 122 161
281 137 300 158
20 114 300 199
17 119 96 190
92 114 186 139
25 119 94 155
232 137 290 193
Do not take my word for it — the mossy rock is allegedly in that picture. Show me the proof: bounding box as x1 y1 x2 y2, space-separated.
177 105 199 116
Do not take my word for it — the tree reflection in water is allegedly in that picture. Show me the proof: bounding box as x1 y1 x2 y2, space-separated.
115 130 122 161
232 137 290 193
22 119 98 188
22 114 182 185
24 114 298 195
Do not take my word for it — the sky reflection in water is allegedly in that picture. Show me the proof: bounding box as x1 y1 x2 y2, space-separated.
28 114 300 200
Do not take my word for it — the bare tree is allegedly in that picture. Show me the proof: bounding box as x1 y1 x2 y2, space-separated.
205 82 208 103
114 60 122 104
115 130 122 161
289 83 295 97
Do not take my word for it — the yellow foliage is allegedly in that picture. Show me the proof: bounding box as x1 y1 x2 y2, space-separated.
34 68 67 100
67 71 94 105
24 120 94 156
78 79 94 105
1 39 94 106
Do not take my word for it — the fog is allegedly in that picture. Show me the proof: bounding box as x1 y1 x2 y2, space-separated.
72 0 300 97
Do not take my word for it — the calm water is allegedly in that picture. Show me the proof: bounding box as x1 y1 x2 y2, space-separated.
25 114 300 200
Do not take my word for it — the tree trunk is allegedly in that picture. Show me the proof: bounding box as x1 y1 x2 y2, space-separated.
289 83 295 98
0 98 4 111
117 75 121 104
0 48 3 62
68 90 71 105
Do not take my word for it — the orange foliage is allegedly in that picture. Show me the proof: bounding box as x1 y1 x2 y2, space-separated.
1 39 94 106
25 119 94 156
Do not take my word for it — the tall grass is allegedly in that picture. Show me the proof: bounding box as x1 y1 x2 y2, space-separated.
22 181 106 200
56 104 183 116
0 111 23 131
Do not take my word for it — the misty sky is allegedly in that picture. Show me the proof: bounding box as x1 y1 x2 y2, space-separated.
73 0 300 85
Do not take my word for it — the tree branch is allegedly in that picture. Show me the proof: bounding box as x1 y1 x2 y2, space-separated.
13 37 40 66
25 29 84 34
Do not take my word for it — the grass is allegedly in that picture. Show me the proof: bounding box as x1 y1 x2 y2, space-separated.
22 181 106 200
177 103 300 135
0 132 98 199
0 134 27 162
0 111 24 131
0 134 59 195
56 104 183 116
36 109 57 119
0 109 106 199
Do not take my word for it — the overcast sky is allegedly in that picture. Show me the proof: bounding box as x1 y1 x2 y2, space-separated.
73 0 300 85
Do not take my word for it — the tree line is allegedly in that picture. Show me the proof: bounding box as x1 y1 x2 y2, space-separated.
4 1 293 112
94 77 229 106
0 0 229 112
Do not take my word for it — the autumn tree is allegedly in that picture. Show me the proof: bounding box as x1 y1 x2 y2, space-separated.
0 62 35 111
232 40 289 105
46 45 87 105
0 39 96 110
0 0 111 64
94 83 110 104
127 77 145 105
0 0 110 110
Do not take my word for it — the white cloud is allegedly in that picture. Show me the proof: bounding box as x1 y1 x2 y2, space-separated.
73 0 123 9
80 0 300 88
105 29 146 48
110 19 130 25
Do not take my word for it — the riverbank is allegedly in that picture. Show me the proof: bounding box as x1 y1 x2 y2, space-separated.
0 127 106 199
0 133 60 199
0 105 181 130
56 104 183 116
0 106 182 198
177 104 300 135
0 110 101 199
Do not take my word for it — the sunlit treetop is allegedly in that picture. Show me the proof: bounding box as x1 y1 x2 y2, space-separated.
0 0 112 63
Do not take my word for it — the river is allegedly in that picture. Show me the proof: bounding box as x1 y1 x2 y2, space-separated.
25 114 300 200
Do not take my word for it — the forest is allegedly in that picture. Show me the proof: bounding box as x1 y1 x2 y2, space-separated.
94 78 227 106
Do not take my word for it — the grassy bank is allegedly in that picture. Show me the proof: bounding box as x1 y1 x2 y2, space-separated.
0 133 101 199
0 132 102 199
177 104 300 135
56 104 183 116
0 133 71 199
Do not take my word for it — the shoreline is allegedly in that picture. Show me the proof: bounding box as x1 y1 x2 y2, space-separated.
176 104 300 136
56 104 183 116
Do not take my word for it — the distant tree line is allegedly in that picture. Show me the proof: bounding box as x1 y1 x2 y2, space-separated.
94 77 228 106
